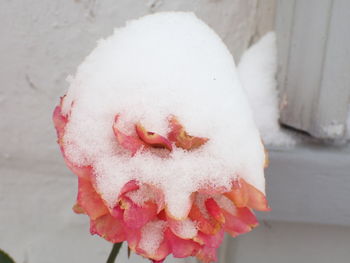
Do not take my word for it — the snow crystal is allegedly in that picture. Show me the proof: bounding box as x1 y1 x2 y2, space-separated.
238 32 295 146
139 220 167 255
62 12 266 219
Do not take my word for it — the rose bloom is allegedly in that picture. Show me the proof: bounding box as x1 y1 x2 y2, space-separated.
53 96 269 263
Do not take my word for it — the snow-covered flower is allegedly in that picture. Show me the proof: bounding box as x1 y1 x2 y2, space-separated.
53 12 270 263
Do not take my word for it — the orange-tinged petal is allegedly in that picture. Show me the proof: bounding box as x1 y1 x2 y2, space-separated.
113 115 145 156
135 123 172 151
77 177 109 220
164 228 200 258
122 198 158 229
224 178 249 207
168 116 209 150
205 198 225 224
90 213 126 243
245 179 270 211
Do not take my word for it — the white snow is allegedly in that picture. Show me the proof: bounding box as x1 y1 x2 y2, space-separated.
238 32 295 146
61 12 266 219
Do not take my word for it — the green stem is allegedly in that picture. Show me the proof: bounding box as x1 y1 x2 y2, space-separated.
106 242 123 263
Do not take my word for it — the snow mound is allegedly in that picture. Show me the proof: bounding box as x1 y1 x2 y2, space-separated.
62 12 266 219
238 32 295 146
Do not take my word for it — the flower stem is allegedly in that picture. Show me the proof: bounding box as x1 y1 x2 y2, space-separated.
106 242 123 263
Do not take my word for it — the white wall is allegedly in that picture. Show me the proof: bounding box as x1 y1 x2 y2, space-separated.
222 221 350 263
0 1 275 262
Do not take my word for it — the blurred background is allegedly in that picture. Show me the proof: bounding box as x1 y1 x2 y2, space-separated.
0 0 349 263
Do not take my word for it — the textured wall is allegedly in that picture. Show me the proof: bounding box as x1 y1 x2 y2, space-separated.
0 1 275 262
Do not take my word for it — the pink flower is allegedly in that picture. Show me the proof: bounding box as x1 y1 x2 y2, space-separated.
53 96 269 263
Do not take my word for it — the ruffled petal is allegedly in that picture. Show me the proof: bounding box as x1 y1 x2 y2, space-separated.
168 116 208 150
135 123 172 151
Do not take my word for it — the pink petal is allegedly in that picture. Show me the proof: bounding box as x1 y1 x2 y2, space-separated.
122 198 158 229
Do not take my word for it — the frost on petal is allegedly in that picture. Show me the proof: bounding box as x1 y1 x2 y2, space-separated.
77 177 109 220
168 116 209 150
138 220 168 260
90 214 126 243
135 123 172 151
168 218 198 240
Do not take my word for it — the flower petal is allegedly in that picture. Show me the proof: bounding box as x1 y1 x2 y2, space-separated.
77 177 109 220
90 213 126 243
135 123 172 151
113 115 145 156
168 116 209 150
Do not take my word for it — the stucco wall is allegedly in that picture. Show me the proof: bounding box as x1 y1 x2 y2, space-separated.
0 1 276 262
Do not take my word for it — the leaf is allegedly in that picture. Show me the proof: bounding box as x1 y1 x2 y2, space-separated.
0 249 15 263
